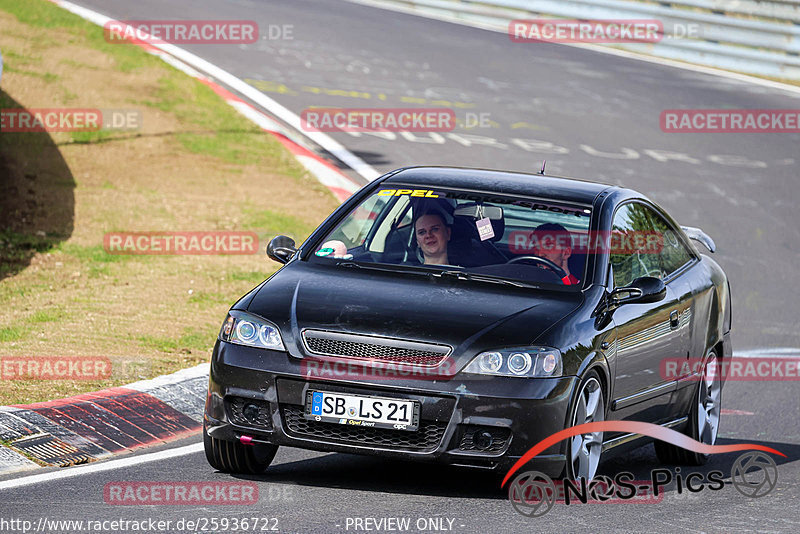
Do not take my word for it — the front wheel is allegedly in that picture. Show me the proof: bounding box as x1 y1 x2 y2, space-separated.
655 348 721 465
203 426 278 474
565 371 605 481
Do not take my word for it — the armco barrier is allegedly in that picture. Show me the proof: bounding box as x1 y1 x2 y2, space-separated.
352 0 800 79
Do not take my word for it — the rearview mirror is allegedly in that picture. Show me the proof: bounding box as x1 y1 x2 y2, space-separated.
609 276 666 307
453 204 503 220
266 235 297 264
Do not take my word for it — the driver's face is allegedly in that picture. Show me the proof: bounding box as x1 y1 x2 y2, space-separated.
532 233 571 267
415 214 450 258
535 246 568 266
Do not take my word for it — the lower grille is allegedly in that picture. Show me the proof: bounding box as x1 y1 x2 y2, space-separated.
226 397 273 430
282 404 446 451
457 425 510 453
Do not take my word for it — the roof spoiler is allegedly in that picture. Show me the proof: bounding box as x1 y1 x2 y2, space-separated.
681 226 715 253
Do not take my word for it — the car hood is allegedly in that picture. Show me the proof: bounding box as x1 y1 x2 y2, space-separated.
246 261 582 360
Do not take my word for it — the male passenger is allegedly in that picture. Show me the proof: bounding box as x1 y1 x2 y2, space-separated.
414 212 452 265
531 223 579 285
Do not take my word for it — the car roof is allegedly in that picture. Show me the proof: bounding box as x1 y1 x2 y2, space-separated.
383 166 616 205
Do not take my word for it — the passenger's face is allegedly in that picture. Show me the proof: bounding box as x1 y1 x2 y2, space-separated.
415 214 450 258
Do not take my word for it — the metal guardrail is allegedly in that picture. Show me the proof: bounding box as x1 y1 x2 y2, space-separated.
361 0 800 79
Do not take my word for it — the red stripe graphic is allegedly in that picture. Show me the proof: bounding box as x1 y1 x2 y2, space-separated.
501 420 785 487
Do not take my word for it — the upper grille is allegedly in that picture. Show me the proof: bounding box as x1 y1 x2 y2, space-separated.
282 404 445 451
302 330 450 367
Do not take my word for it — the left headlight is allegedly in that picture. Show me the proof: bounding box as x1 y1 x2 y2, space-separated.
463 347 562 378
219 310 285 351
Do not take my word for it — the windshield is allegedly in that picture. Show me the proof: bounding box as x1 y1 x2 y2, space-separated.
309 184 593 289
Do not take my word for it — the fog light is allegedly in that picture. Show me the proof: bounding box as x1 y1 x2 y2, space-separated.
474 431 494 450
242 403 260 423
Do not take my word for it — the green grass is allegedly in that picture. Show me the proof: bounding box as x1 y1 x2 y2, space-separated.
242 207 314 241
0 0 164 72
188 291 230 305
69 129 117 144
1 65 59 82
0 326 25 342
29 309 68 323
57 243 132 263
137 326 216 353
0 49 40 64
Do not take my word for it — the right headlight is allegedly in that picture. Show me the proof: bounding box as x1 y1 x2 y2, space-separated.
218 310 285 351
462 347 562 378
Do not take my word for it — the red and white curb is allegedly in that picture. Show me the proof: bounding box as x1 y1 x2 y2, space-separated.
0 364 208 475
48 0 382 202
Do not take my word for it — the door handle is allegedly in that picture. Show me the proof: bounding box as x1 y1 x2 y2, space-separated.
670 310 679 329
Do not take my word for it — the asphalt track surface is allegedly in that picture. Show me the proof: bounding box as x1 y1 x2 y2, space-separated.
4 0 800 532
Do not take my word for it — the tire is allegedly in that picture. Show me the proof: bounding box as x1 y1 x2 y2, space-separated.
565 370 606 481
203 426 278 474
655 348 722 466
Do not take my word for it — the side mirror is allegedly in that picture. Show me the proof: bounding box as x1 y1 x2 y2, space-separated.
609 276 666 307
266 235 297 264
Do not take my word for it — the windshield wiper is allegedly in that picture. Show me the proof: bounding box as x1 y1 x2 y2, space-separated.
335 262 540 289
335 260 437 278
436 270 539 289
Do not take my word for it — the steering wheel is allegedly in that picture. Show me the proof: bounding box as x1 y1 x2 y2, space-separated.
506 255 567 280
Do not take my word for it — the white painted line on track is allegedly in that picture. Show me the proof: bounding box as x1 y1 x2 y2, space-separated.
0 443 203 491
52 0 381 182
733 348 800 358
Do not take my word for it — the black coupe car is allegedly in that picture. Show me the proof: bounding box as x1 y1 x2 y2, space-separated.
203 166 731 481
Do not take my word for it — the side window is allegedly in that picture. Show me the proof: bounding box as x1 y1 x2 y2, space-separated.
609 203 662 288
648 210 693 278
327 194 392 250
367 195 411 254
609 202 693 288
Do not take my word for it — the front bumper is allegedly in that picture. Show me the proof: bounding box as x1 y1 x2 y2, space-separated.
204 340 576 476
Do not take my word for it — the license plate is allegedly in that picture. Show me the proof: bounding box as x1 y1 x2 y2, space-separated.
304 390 420 431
